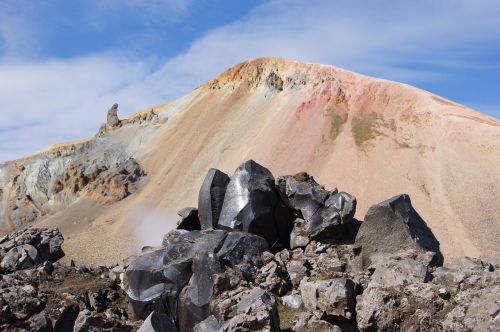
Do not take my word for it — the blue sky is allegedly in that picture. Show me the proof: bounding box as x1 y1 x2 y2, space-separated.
0 0 499 162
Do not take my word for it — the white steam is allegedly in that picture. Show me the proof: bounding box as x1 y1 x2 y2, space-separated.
129 207 179 248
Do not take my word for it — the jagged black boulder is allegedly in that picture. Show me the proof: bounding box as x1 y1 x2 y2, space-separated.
354 194 443 269
218 160 294 248
277 173 356 241
308 191 357 239
276 172 330 220
198 168 230 230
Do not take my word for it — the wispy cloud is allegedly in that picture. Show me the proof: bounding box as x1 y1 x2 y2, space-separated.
0 54 159 161
0 0 499 162
0 1 40 59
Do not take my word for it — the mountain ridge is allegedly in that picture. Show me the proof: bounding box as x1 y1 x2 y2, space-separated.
0 57 498 265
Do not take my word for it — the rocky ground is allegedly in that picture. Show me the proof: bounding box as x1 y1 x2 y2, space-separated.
1 160 498 331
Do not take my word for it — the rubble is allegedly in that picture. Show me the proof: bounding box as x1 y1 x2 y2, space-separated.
1 161 497 331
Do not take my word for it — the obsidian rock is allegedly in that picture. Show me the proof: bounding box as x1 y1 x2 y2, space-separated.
176 207 201 231
218 160 294 247
198 168 230 230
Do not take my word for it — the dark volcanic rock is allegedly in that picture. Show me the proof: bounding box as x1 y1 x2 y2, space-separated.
354 194 443 270
178 251 223 331
198 168 230 230
176 207 201 231
218 160 294 247
308 191 357 240
54 303 80 332
123 248 193 320
218 232 268 266
0 228 64 273
276 172 330 220
137 311 177 332
28 313 53 332
1 244 39 271
277 173 357 241
123 230 228 320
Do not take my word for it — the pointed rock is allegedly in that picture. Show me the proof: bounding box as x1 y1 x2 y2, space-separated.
354 194 443 270
218 160 294 247
198 169 230 230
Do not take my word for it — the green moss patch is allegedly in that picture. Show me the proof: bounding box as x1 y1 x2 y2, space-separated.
351 113 383 148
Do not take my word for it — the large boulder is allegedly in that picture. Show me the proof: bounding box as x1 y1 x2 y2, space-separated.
123 229 270 325
354 194 443 270
277 173 356 241
218 160 294 247
198 169 230 230
276 173 330 221
123 230 228 320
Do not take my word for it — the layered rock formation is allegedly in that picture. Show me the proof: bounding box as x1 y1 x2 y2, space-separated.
0 57 499 265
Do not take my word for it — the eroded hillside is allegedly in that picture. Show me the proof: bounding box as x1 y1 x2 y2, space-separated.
0 57 498 264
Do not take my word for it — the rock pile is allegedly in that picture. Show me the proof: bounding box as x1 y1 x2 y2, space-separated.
1 160 498 331
121 160 498 331
0 228 140 331
0 228 64 273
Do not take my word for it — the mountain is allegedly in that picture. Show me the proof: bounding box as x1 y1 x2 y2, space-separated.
0 57 499 265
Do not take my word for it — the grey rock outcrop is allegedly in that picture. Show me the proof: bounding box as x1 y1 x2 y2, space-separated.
354 194 443 270
107 103 121 127
123 229 271 326
221 287 280 331
198 168 230 230
300 278 356 322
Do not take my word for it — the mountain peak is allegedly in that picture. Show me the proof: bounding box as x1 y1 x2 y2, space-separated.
204 57 349 91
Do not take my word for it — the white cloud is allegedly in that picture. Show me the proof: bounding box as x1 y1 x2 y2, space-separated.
1 0 500 162
0 55 161 161
0 1 40 59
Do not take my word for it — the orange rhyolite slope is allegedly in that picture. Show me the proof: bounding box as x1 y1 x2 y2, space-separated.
4 57 499 264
